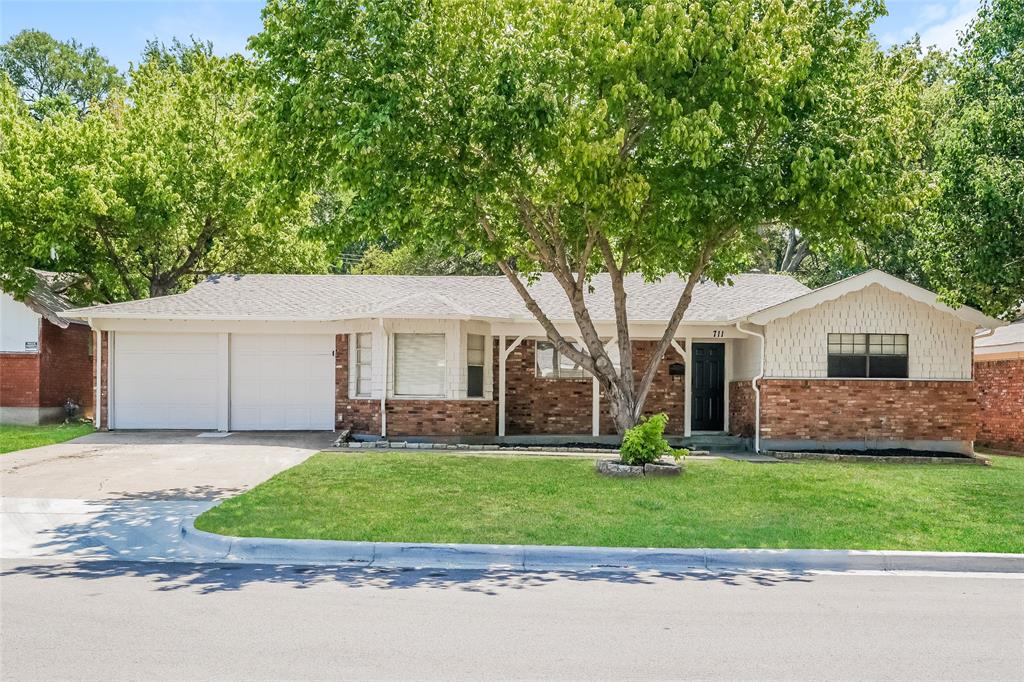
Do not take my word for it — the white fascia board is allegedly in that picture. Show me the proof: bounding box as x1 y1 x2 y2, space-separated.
746 269 1006 330
976 341 1024 355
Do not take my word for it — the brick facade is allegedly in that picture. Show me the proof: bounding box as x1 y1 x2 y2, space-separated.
500 339 687 436
759 379 977 446
501 339 594 435
975 357 1024 454
728 380 756 438
334 334 382 433
39 321 94 412
386 399 496 436
0 353 41 407
1 320 93 419
334 334 497 436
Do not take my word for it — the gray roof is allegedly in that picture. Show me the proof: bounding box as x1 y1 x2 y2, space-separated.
10 270 85 328
65 272 811 323
976 320 1024 348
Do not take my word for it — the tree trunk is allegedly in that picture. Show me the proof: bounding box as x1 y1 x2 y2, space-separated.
604 381 640 433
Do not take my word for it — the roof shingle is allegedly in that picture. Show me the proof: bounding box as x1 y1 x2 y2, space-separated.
65 272 811 323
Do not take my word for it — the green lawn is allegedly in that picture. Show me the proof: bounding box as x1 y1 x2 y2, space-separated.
0 422 95 454
195 452 1024 552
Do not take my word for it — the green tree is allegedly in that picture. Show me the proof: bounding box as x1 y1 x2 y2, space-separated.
254 0 928 432
0 44 329 302
918 0 1024 319
0 29 123 117
354 243 498 275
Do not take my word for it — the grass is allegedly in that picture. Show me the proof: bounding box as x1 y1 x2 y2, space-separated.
0 422 95 454
195 452 1024 553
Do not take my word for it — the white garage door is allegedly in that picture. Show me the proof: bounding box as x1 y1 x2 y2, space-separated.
230 334 335 430
113 333 220 429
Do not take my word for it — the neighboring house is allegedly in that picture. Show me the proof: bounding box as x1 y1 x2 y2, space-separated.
974 321 1024 454
1 270 94 425
65 269 1003 454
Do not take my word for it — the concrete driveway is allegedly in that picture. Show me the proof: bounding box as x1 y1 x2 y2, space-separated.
1 430 331 500
1 431 331 561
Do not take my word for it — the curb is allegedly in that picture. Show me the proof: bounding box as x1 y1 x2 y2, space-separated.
180 520 1024 574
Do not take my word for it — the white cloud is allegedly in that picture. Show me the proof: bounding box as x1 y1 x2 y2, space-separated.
876 0 980 52
918 1 979 50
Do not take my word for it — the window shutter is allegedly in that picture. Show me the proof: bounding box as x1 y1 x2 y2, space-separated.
394 334 446 396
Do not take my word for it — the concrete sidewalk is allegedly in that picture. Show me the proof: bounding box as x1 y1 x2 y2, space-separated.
1 497 215 562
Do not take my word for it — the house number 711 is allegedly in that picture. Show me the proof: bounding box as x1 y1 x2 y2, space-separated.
712 330 724 338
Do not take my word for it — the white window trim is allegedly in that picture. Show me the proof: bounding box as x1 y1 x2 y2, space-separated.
392 332 447 398
466 333 486 399
354 332 373 398
534 339 587 380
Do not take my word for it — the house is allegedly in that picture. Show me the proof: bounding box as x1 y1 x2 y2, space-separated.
1 270 95 425
974 321 1024 454
64 269 1003 454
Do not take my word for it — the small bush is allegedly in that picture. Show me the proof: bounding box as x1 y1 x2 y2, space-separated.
619 413 671 465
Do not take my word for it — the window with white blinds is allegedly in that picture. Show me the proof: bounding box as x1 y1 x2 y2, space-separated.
394 333 446 397
355 333 372 397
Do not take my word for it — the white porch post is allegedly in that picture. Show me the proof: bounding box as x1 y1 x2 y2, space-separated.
379 319 388 438
498 334 506 437
93 326 101 429
498 334 526 438
591 377 600 436
683 336 692 437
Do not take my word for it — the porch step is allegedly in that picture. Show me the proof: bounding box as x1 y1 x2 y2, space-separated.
674 434 750 452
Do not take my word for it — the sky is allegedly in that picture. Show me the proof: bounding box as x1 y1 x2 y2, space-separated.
0 0 982 73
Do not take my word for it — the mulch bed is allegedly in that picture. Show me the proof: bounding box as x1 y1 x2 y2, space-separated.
781 448 973 459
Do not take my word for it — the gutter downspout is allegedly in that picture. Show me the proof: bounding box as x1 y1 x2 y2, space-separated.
380 319 388 439
735 321 765 453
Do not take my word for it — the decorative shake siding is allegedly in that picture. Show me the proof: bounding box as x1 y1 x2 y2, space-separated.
763 284 975 380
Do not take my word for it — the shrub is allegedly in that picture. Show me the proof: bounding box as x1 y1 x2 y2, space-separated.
619 413 671 466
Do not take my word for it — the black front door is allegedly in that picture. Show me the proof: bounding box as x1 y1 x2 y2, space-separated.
691 343 725 431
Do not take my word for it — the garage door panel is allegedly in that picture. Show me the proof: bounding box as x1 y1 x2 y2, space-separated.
230 334 334 430
113 333 219 429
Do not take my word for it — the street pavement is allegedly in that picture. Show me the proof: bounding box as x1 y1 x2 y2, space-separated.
2 559 1022 680
2 432 1022 680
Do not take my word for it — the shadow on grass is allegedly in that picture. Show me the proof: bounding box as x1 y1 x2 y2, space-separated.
0 559 815 596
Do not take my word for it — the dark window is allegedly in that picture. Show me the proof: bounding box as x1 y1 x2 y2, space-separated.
467 366 484 398
467 334 485 397
827 333 908 378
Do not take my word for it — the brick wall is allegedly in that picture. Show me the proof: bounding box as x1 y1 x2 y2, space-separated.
1 321 93 415
0 353 41 407
386 400 496 436
39 321 94 413
975 357 1024 454
728 380 756 437
335 334 497 436
501 339 594 435
500 339 687 436
759 379 977 445
335 334 382 433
